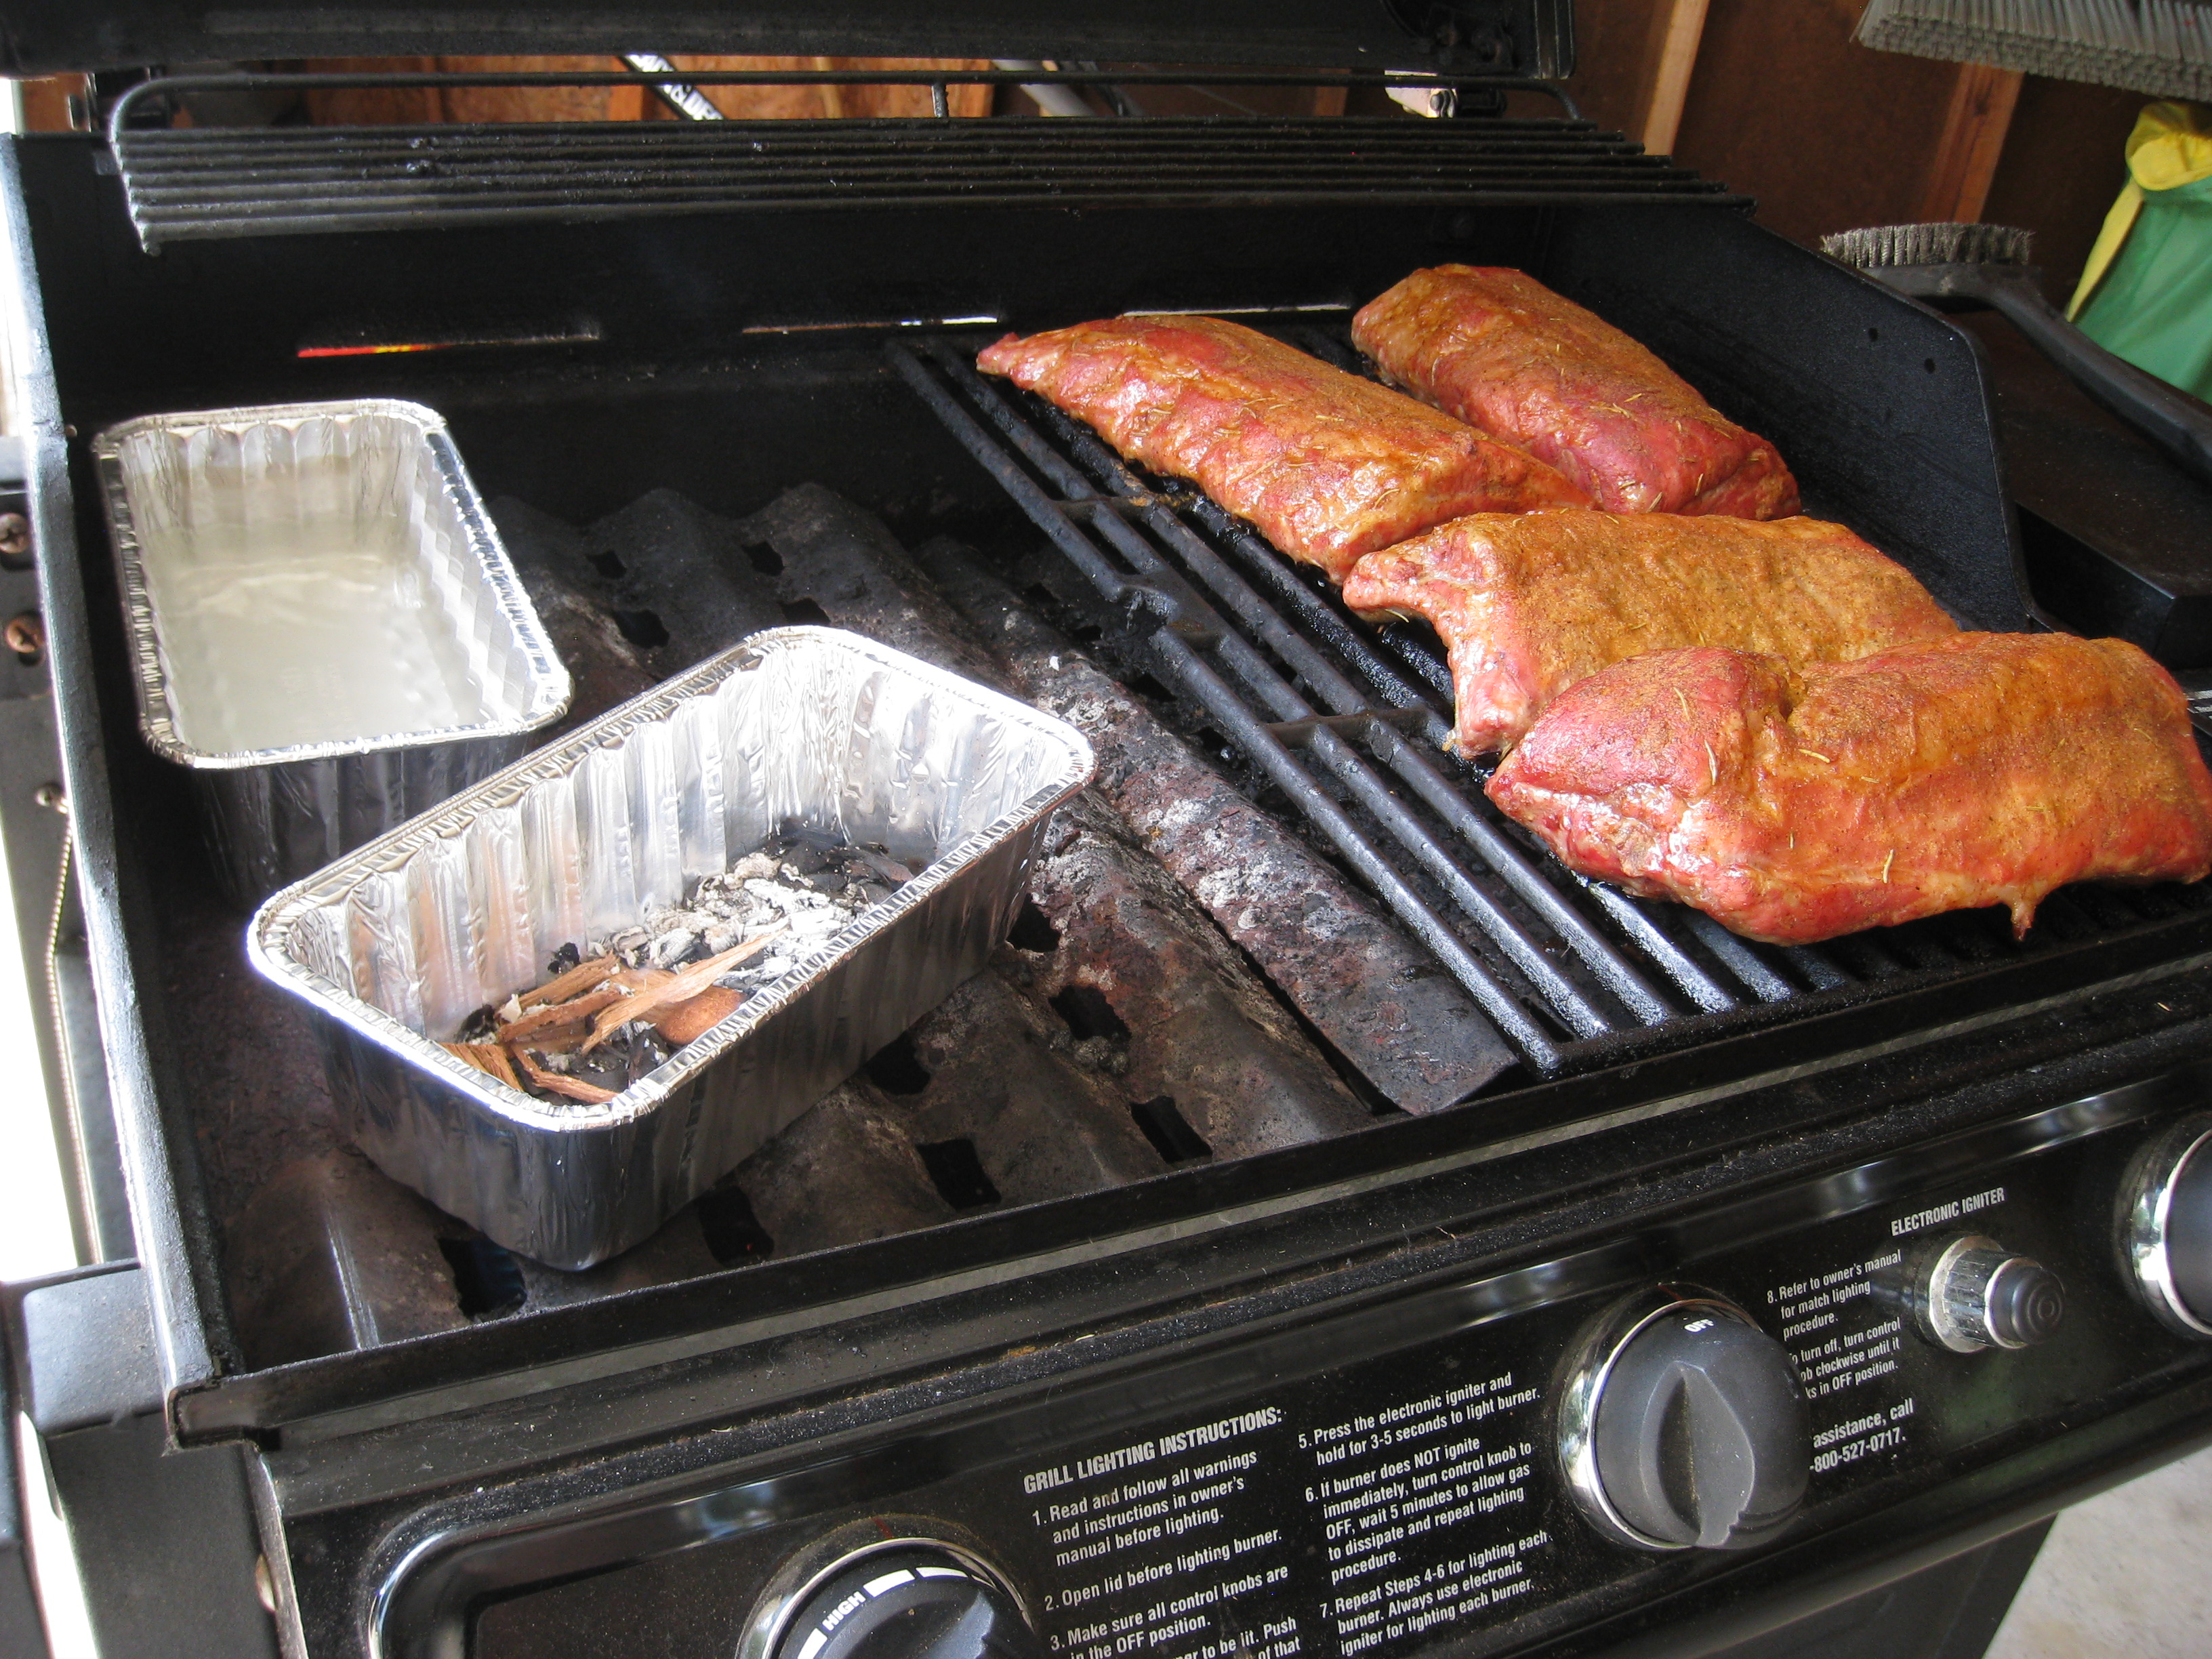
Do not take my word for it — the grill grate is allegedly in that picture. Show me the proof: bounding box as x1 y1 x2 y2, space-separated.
108 117 1743 247
890 333 2212 1079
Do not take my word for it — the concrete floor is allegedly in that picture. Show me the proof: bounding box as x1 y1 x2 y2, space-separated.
1987 1441 2212 1658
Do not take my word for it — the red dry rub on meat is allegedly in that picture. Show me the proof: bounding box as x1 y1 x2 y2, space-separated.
1485 634 2212 945
1353 265 1800 519
1341 510 1955 756
976 313 1589 583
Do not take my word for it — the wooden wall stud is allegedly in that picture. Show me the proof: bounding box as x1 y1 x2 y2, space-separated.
1919 61 2026 222
1636 0 1711 154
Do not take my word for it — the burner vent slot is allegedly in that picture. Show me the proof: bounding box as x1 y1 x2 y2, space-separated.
916 1138 1002 1209
438 1237 526 1319
1049 984 1130 1045
863 1031 935 1096
1006 899 1061 953
1130 1097 1211 1164
697 1186 775 1265
609 608 669 649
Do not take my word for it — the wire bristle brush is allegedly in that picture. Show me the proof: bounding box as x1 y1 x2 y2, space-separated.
1825 220 2212 485
1856 0 2212 102
1823 222 2033 272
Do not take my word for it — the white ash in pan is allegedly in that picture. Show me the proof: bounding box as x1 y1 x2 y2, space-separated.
446 830 914 1106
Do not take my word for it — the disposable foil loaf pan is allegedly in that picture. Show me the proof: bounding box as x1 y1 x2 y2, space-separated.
93 398 572 907
249 627 1095 1269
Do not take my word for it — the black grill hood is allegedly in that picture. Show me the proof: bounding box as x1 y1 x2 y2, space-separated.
0 0 1573 78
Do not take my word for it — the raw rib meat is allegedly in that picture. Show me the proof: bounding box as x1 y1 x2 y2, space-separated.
1342 512 1957 756
1486 634 2212 945
975 314 1589 582
1352 266 1801 518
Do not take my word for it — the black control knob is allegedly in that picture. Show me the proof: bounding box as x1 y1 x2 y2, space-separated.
2121 1115 2212 1338
1908 1235 2065 1353
747 1533 1041 1659
1559 1289 1811 1553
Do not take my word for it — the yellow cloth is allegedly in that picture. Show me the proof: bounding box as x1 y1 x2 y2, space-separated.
2068 102 2212 319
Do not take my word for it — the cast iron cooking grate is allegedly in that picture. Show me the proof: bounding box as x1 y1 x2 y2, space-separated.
890 331 2212 1081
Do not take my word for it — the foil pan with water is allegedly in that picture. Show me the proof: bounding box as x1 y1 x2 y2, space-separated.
249 628 1095 1269
93 398 572 905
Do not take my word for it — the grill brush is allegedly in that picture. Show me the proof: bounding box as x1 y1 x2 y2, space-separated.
1856 0 2212 102
1824 220 2212 485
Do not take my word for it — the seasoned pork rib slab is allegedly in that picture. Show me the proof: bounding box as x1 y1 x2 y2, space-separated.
1486 634 2212 944
976 314 1589 582
1352 266 1800 519
1342 512 1958 756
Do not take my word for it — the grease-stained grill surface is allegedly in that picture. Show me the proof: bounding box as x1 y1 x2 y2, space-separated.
167 472 2212 1359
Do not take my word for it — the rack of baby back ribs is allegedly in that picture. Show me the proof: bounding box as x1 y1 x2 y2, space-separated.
892 266 2212 1080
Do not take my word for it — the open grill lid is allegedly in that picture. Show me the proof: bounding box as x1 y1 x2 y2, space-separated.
0 0 1574 78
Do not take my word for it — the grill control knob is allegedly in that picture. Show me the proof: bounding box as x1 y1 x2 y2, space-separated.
2119 1115 2212 1338
1559 1288 1811 1553
743 1525 1040 1659
1906 1235 2065 1353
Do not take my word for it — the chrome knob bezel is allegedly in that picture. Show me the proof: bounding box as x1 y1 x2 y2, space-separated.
2118 1115 2212 1340
1555 1284 1779 1553
1903 1234 2060 1352
737 1517 1031 1659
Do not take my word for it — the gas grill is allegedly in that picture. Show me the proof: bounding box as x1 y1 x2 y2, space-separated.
8 7 2212 1659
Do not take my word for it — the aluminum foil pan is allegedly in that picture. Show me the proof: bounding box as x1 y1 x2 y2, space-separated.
93 398 571 906
249 628 1095 1269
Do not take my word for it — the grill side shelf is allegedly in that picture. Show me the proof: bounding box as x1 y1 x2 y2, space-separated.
887 334 2212 1081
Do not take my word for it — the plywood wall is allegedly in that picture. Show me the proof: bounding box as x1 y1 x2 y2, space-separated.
1671 0 1972 241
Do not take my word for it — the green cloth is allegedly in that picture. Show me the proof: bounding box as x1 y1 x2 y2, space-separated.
2073 102 2212 403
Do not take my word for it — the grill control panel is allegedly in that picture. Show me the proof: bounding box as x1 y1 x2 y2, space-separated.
467 1084 2212 1659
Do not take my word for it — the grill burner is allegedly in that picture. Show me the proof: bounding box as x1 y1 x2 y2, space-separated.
890 333 2212 1079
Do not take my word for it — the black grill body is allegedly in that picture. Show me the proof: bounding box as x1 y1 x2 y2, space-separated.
7 107 2212 1659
